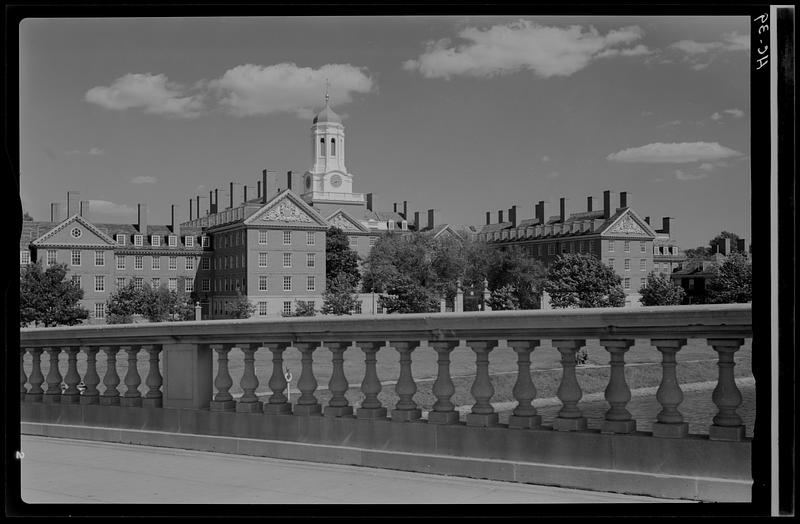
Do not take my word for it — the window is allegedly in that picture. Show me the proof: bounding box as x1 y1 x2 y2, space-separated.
624 240 630 252
537 245 543 256
202 279 210 292
165 278 176 291
185 279 194 293
283 231 292 245
578 241 584 253
259 302 268 316
331 138 336 156
640 259 646 271
116 234 126 245
201 236 209 248
624 277 631 290
152 235 161 247
94 251 105 266
388 221 395 230
47 250 57 266
133 277 143 291
608 258 615 268
169 235 177 247
320 137 326 156
71 250 81 266
282 301 293 315
259 230 268 245
283 276 292 292
95 275 105 292
259 275 268 291
152 278 160 289
307 231 315 245
169 256 177 270
257 252 268 268
116 255 125 270
186 257 195 271
353 302 362 314
307 253 315 268
185 236 194 248
624 258 631 271
640 242 646 253
349 236 358 249
152 256 161 270
307 275 315 291
95 303 105 319
547 243 555 255
283 253 292 268
134 255 143 270
20 251 30 265
369 236 377 247
134 234 143 246
116 277 125 289
608 240 615 252
201 257 210 270
71 274 81 287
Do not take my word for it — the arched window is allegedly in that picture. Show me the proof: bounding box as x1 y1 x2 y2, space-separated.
320 137 326 156
331 138 336 156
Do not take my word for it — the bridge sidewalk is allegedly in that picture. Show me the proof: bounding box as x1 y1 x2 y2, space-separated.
19 435 684 504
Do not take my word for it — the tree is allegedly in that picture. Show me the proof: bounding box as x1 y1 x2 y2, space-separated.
321 274 360 315
487 246 546 309
544 253 625 309
326 227 361 289
23 210 33 221
639 272 686 306
709 231 743 253
285 300 316 317
706 253 752 304
20 262 89 327
106 282 151 324
487 284 520 311
379 274 439 314
230 291 256 319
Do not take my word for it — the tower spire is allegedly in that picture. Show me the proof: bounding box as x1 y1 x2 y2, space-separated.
324 79 330 105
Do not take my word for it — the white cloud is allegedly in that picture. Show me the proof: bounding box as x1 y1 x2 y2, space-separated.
541 155 550 163
711 112 722 121
545 171 560 179
88 200 136 218
698 162 719 171
669 32 749 71
675 169 709 181
65 147 104 156
724 108 745 118
607 142 743 163
209 63 374 118
85 73 204 118
403 20 649 79
88 147 104 156
130 176 158 184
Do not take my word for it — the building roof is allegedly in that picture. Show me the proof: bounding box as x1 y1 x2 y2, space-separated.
21 218 203 250
312 103 342 125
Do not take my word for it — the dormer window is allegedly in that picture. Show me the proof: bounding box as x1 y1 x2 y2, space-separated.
185 236 194 248
116 234 126 245
201 235 209 248
168 235 177 247
401 220 408 230
134 234 143 246
388 221 395 230
152 235 161 247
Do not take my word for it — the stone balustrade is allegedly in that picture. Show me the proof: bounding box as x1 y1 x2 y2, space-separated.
19 304 754 501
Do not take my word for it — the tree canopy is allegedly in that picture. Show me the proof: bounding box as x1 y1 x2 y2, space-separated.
229 291 255 319
20 262 89 327
321 274 360 315
106 282 194 323
326 227 361 290
706 253 752 304
544 253 625 308
638 272 686 306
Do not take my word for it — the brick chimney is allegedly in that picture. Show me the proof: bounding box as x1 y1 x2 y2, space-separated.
485 211 491 225
393 202 398 214
210 190 217 214
402 201 408 220
261 170 268 204
736 238 748 253
559 197 566 222
414 211 420 230
620 191 629 208
508 205 517 228
427 209 440 230
498 210 504 223
536 200 546 225
137 203 149 235
67 191 80 217
50 202 64 222
603 190 611 219
229 182 235 209
286 170 297 191
661 217 671 235
171 205 181 238
644 216 650 225
257 180 262 199
189 198 194 220
79 200 90 222
587 196 594 212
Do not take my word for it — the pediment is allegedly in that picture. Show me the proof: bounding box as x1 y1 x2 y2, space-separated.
32 214 117 247
244 189 329 227
601 210 656 238
325 209 370 232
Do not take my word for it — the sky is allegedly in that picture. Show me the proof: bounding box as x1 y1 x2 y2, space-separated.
18 15 751 249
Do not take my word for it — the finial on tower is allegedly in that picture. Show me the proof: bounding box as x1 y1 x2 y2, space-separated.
324 79 330 105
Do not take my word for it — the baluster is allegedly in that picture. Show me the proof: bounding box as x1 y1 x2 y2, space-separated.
552 339 587 431
600 339 636 434
210 344 236 412
324 342 353 417
708 338 746 441
391 341 421 422
120 345 143 407
293 342 322 416
651 339 688 438
26 348 44 403
357 342 387 419
263 343 292 414
80 347 101 405
507 339 542 429
43 347 63 403
142 345 163 408
20 348 29 401
100 346 121 406
428 341 460 424
466 340 499 427
62 347 82 404
236 344 262 413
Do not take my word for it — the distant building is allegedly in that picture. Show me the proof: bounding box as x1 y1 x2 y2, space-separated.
670 237 749 304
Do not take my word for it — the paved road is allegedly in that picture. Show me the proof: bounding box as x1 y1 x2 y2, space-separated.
19 436 684 504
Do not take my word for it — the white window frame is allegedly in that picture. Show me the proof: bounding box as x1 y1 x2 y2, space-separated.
307 275 315 292
133 277 143 291
349 236 358 249
47 250 57 266
201 257 210 270
307 253 315 268
71 274 81 287
94 250 105 266
283 301 293 316
283 276 292 292
640 242 646 253
306 231 315 245
134 234 143 246
624 277 631 290
151 256 160 270
283 252 292 268
640 259 646 271
201 236 209 248
608 240 615 252
169 256 177 270
94 303 105 319
94 275 105 292
259 275 268 291
185 279 194 293
608 258 615 267
116 277 125 289
259 230 268 245
283 231 292 245
169 235 177 247
259 302 268 316
259 252 268 267
152 235 161 247
185 236 194 248
116 255 125 270
116 234 126 245
71 250 81 266
186 256 195 271
134 255 143 270
168 278 178 292
20 250 30 265
202 279 210 292
152 278 160 289
624 258 631 271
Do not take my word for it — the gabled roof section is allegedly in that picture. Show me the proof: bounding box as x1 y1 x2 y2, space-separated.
325 208 371 233
426 224 465 241
598 208 657 238
31 214 117 247
244 189 330 228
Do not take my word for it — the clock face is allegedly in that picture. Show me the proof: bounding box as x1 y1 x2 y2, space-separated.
330 174 342 188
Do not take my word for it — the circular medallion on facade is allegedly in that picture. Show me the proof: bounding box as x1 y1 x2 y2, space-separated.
330 174 342 188
71 227 82 238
